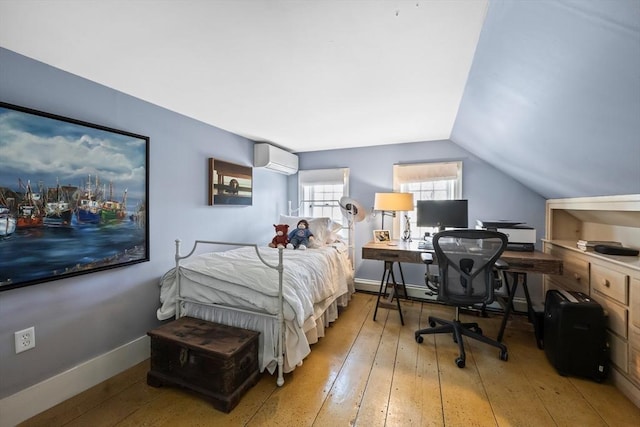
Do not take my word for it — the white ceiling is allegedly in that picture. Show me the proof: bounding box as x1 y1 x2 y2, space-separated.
0 0 488 153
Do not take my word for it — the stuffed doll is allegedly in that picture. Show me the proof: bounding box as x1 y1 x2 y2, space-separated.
269 224 289 248
287 219 314 250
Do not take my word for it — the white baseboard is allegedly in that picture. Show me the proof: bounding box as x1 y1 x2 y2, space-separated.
0 335 150 427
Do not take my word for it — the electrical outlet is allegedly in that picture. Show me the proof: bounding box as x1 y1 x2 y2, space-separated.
14 326 35 353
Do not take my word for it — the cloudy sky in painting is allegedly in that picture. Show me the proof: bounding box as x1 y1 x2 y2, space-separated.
0 105 147 208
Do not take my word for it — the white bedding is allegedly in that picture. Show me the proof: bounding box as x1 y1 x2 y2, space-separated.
157 243 354 373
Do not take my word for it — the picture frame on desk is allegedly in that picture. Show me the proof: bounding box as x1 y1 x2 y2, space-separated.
373 229 391 242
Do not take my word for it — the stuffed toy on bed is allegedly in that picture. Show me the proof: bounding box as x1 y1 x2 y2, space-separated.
269 224 290 249
287 219 315 250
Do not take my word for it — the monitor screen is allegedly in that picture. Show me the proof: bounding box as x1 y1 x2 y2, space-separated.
416 199 468 231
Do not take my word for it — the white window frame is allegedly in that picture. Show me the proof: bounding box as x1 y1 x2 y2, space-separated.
392 161 463 239
297 168 350 241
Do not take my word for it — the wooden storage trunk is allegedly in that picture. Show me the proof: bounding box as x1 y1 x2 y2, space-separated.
147 316 260 412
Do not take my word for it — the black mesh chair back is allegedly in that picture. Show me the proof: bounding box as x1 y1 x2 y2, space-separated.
433 229 508 307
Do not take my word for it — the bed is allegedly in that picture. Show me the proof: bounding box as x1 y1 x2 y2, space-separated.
156 216 355 386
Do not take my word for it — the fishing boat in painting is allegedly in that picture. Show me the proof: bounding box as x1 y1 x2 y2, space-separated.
44 182 75 227
100 183 127 222
16 179 44 229
76 175 102 224
0 205 16 237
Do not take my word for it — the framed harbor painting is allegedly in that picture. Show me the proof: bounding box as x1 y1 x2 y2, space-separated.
208 158 253 206
0 101 150 291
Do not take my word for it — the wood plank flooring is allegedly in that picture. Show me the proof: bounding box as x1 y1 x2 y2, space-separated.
21 292 640 426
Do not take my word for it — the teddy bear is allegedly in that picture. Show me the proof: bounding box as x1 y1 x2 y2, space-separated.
269 224 289 248
287 219 314 250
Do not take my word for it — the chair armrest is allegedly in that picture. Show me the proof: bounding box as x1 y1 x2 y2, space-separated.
495 258 509 270
420 253 433 264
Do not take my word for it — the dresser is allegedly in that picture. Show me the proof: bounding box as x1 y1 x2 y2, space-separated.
543 194 640 407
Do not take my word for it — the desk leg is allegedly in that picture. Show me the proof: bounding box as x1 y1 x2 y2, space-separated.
497 272 543 348
397 262 408 299
373 261 404 325
373 261 390 321
497 272 519 343
521 275 544 349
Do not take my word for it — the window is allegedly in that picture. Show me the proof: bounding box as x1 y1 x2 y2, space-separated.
297 168 349 240
393 162 462 238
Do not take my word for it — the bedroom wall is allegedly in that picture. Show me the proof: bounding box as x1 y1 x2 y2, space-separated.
0 48 288 399
294 140 546 288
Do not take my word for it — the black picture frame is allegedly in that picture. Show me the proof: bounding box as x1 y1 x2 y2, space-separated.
0 101 150 291
208 158 252 206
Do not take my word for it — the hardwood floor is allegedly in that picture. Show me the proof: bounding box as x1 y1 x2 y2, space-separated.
21 292 640 426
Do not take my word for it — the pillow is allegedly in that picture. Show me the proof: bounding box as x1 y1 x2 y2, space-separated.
279 215 333 247
327 220 344 244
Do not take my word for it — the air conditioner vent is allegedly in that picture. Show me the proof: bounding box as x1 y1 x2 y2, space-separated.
254 143 299 175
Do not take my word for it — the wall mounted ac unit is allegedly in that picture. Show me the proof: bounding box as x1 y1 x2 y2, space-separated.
254 143 299 175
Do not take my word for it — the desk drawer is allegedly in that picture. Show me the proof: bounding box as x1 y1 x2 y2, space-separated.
362 247 422 264
546 247 589 293
591 264 628 305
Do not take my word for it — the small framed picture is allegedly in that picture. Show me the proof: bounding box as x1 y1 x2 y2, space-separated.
373 229 391 242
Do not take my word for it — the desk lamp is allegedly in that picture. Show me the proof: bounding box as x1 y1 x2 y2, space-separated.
374 192 414 236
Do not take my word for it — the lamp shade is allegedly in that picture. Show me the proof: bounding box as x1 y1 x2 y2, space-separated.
374 192 414 211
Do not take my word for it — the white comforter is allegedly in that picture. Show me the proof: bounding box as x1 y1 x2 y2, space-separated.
157 244 353 328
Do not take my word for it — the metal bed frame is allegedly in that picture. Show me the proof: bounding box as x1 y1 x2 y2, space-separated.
173 239 287 386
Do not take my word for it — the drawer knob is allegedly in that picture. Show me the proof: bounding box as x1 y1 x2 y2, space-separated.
602 279 610 288
573 273 581 281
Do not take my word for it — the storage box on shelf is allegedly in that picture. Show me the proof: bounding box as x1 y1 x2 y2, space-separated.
543 194 640 407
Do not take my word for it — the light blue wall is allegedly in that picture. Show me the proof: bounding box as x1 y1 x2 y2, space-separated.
0 48 288 398
295 139 546 287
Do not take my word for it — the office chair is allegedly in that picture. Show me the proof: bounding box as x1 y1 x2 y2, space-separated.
415 229 509 368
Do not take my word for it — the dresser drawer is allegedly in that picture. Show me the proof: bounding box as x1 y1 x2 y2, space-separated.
608 331 628 373
591 292 628 339
631 278 640 329
546 247 589 294
630 326 640 385
591 264 628 305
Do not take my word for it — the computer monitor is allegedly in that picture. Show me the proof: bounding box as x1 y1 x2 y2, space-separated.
416 199 468 232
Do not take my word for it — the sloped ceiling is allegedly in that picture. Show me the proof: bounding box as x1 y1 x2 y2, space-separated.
452 0 640 199
0 0 638 200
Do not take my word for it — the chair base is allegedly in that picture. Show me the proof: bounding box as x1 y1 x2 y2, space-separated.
415 311 508 368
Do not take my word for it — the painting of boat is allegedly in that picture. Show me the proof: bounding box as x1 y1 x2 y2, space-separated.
100 183 127 222
16 179 44 229
76 175 102 224
0 206 17 237
44 182 75 227
0 101 149 291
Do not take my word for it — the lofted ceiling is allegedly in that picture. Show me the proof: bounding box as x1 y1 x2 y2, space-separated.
0 0 488 153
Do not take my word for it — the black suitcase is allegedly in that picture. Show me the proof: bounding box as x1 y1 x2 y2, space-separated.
544 289 609 382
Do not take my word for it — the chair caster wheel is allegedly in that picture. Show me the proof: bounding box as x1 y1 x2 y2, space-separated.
429 320 436 327
455 357 465 368
500 350 508 361
415 335 424 344
475 327 483 335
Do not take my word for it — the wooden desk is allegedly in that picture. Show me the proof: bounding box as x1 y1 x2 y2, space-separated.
362 240 563 275
362 240 563 343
